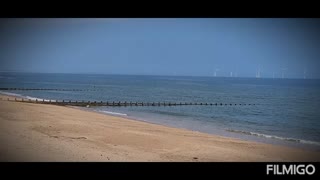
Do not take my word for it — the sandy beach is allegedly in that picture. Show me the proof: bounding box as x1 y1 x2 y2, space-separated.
0 94 319 162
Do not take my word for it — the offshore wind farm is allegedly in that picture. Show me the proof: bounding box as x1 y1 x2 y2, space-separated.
210 66 312 80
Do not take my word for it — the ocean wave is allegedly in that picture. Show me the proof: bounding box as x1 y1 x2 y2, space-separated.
99 110 127 116
226 129 320 146
0 91 24 97
0 91 56 102
25 96 56 102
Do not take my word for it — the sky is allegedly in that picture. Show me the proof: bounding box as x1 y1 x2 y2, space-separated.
0 18 320 79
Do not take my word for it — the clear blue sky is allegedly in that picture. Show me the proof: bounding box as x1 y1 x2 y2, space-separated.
1 18 320 79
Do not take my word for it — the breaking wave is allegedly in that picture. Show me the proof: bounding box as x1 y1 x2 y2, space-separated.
226 129 320 146
98 110 127 116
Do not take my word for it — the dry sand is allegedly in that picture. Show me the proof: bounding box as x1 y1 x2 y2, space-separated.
0 95 319 162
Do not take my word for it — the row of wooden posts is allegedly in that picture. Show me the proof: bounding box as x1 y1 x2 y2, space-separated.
0 88 96 91
1 97 258 107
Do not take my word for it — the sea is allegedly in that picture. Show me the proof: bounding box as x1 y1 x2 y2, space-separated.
1 72 320 150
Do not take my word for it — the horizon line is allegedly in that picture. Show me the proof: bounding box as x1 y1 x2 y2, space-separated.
0 70 319 80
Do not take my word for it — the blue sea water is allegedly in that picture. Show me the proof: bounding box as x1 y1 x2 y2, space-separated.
1 72 320 150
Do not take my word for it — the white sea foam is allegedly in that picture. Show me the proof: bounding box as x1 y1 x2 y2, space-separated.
0 91 56 102
25 96 56 102
0 91 24 97
226 129 320 146
99 110 127 116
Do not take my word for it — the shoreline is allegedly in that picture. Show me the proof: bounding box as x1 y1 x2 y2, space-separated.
70 103 320 151
1 90 319 151
91 108 320 151
4 93 318 151
0 94 320 161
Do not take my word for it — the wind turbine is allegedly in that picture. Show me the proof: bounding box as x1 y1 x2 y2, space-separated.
281 67 287 79
256 66 262 78
272 72 275 79
304 68 307 79
214 68 219 77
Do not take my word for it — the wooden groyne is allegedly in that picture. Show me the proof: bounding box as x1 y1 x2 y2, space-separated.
0 97 258 107
0 88 86 91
